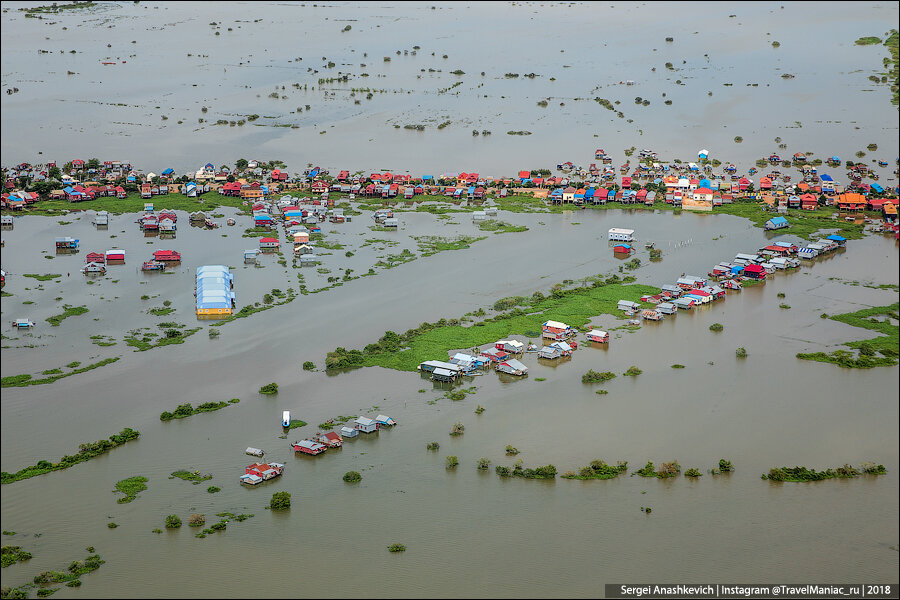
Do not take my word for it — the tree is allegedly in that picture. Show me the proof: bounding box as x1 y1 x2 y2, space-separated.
87 158 101 170
48 166 61 180
235 158 249 171
270 491 291 510
165 514 182 528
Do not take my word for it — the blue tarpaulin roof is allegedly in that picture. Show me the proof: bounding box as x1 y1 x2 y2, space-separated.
161 168 174 175
826 235 846 242
820 174 834 182
871 183 884 192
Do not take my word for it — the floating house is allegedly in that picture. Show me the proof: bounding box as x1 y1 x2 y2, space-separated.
240 462 284 485
617 300 641 312
765 216 789 230
495 340 524 354
642 309 664 321
243 249 258 263
672 297 695 309
196 265 234 317
141 260 166 271
80 261 106 274
418 360 463 376
613 243 633 255
587 330 609 343
259 237 280 250
0 215 13 227
656 302 677 315
94 211 109 226
292 439 328 455
383 217 399 228
538 345 563 359
608 228 635 242
375 415 396 427
153 250 181 262
354 417 378 434
315 431 343 448
85 252 105 264
660 284 683 297
742 264 767 279
13 318 35 329
246 447 265 457
55 237 79 249
480 347 509 363
541 320 572 340
496 358 528 376
105 249 125 261
340 426 358 439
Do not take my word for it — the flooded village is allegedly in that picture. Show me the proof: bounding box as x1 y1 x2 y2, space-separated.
2 2 899 599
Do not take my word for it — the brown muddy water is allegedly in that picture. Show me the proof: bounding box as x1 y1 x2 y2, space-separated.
1 204 898 598
1 1 899 181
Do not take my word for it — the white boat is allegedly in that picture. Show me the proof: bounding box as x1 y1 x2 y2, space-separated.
282 410 291 427
13 318 35 329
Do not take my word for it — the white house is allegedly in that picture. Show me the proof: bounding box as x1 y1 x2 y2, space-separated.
354 417 377 434
608 228 635 242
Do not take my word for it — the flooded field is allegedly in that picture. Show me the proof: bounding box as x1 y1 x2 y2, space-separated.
2 203 899 597
1 1 899 180
2 2 899 598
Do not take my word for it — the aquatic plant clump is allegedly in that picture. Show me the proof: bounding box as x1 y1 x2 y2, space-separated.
165 515 182 528
764 465 856 482
170 470 213 484
113 476 148 503
684 468 703 478
561 460 628 480
387 543 406 552
259 382 279 395
495 463 557 479
582 370 616 383
1 428 140 484
269 491 291 510
1 546 33 568
445 455 459 468
623 366 642 376
342 471 362 483
449 422 465 436
159 401 230 421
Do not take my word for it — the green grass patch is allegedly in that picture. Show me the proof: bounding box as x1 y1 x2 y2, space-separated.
170 470 212 484
326 282 657 372
148 307 175 316
286 419 307 430
113 475 148 504
3 550 104 600
1 357 120 388
160 401 231 421
22 274 61 281
1 428 139 484
15 191 245 216
715 202 865 240
797 303 898 368
477 219 528 234
855 36 882 45
124 327 201 351
46 305 88 326
414 235 486 256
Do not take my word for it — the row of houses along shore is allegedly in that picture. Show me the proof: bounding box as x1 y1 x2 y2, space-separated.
414 232 854 383
2 155 898 217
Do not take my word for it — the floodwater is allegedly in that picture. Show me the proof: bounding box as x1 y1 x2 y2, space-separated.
1 204 899 598
1 1 899 180
2 1 900 597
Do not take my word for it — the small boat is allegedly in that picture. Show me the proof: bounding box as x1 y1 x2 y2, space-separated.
282 410 291 427
645 242 655 249
227 218 235 226
628 318 641 326
13 318 35 329
204 218 218 228
141 260 166 271
749 167 758 175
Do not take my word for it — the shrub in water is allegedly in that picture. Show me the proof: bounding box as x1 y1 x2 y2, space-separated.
270 491 291 510
343 471 362 483
164 515 181 528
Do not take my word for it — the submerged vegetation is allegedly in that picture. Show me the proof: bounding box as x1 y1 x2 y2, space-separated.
582 370 616 383
633 460 681 479
113 476 148 504
1 357 120 388
45 305 88 326
561 460 628 480
159 401 231 421
762 463 886 481
170 470 213 484
1 546 33 568
1 428 140 484
495 463 557 479
797 303 899 368
1 551 104 599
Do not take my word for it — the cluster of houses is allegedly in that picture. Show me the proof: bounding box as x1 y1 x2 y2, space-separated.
141 249 181 272
138 208 177 233
289 415 397 456
79 248 126 274
411 230 855 381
